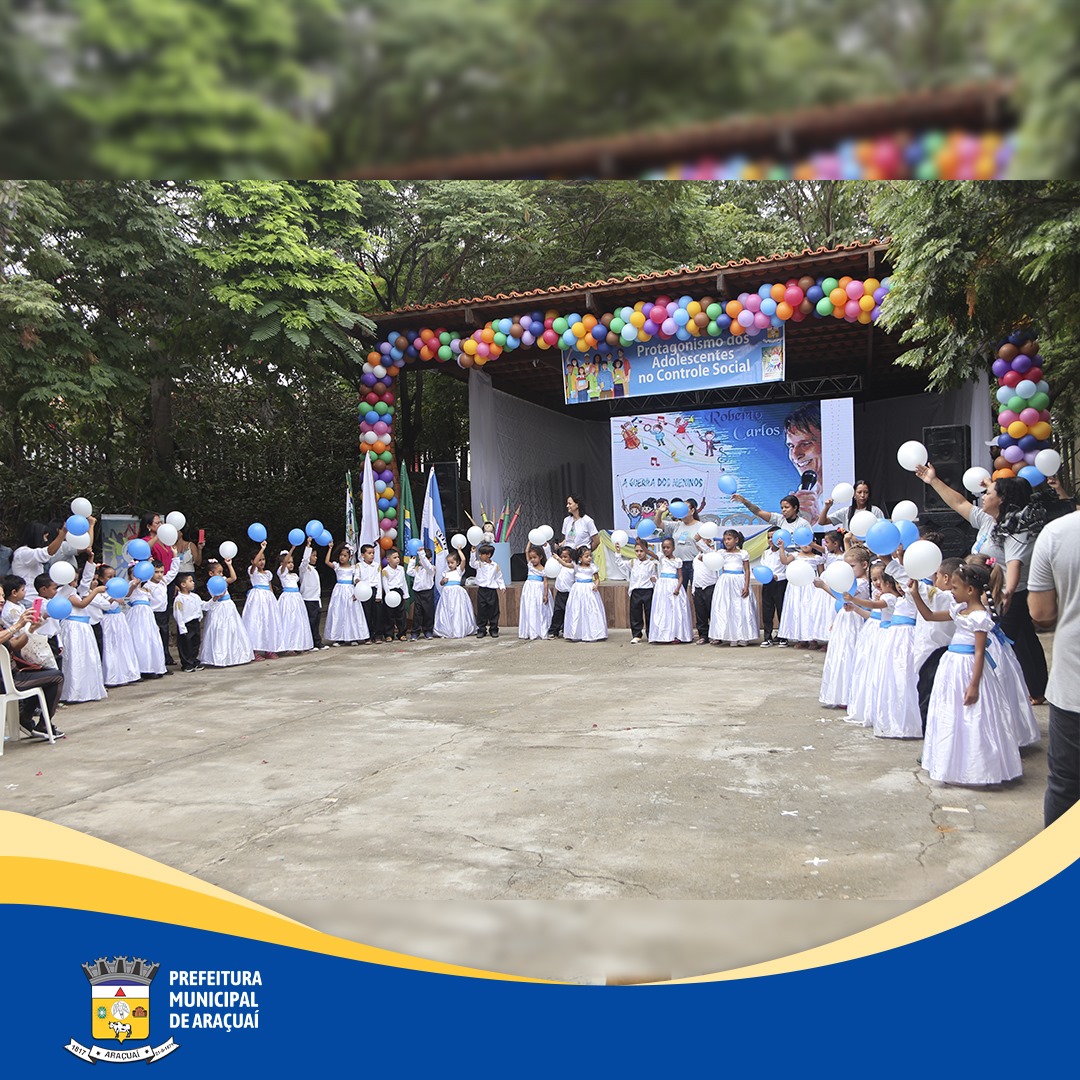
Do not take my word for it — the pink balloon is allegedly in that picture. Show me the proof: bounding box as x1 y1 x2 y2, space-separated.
380 519 393 531
753 311 770 329
1020 408 1040 426
1040 409 1052 422
846 279 864 300
998 410 1019 426
650 304 667 322
374 421 389 436
542 329 558 346
477 342 490 357
784 286 804 306
844 299 861 318
744 294 762 313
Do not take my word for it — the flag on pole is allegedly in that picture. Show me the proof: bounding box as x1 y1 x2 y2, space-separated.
398 465 417 612
345 471 358 555
358 452 380 551
421 467 448 601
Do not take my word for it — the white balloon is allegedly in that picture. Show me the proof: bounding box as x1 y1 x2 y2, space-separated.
451 533 467 550
156 523 178 547
830 482 854 505
610 529 629 549
702 550 725 572
848 509 877 540
373 364 387 379
786 559 816 587
165 511 186 530
822 560 855 594
538 525 554 543
1035 449 1062 476
544 556 561 578
697 522 719 540
70 497 93 517
891 500 919 523
353 582 373 602
219 540 238 560
363 431 378 444
69 532 92 550
466 525 485 546
897 440 929 471
387 528 397 540
962 467 991 495
903 540 943 580
49 561 76 585
528 528 544 546
384 590 402 608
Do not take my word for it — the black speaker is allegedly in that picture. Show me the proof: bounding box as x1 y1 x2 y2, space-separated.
432 461 462 534
922 425 971 512
916 510 976 561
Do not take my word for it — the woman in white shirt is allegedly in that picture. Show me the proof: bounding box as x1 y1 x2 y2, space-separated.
560 494 599 552
11 521 69 601
817 480 885 532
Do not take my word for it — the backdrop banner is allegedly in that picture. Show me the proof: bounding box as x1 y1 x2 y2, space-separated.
610 399 854 538
564 327 785 405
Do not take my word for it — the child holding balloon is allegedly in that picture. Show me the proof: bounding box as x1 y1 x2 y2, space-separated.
709 530 757 646
55 573 108 702
434 550 476 638
324 542 367 646
242 541 283 660
757 528 788 647
126 564 169 677
200 557 255 668
816 546 871 709
843 563 900 726
519 544 555 641
276 550 313 654
406 547 436 640
355 544 383 643
564 547 608 643
381 549 409 641
647 537 692 644
93 566 143 686
777 538 823 647
298 540 328 649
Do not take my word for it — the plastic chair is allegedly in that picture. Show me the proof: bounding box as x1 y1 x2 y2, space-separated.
0 646 57 750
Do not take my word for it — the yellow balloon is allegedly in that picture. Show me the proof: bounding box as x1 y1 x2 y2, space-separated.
686 301 701 317
859 294 875 312
630 311 646 328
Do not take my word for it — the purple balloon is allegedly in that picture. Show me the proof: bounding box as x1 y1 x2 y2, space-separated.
1012 354 1032 373
737 309 755 328
992 358 1009 377
1002 445 1024 463
380 470 394 483
1023 451 1039 465
361 373 376 386
870 305 882 320
873 287 888 304
643 319 658 335
662 318 677 335
379 342 392 355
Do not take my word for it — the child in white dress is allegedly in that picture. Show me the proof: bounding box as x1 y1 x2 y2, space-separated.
243 542 283 658
434 551 476 638
277 549 313 654
126 569 168 677
323 543 367 646
777 541 824 647
199 558 255 667
843 561 896 726
57 572 108 702
816 545 870 709
912 562 1022 785
866 583 923 739
709 530 758 645
564 547 608 642
648 537 692 643
518 544 554 640
91 566 142 687
807 531 845 643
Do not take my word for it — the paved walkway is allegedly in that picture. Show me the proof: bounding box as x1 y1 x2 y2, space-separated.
1 632 1051 980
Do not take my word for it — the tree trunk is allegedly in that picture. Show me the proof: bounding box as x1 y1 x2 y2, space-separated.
149 374 175 474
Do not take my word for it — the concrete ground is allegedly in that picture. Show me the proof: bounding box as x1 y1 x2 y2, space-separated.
1 632 1052 982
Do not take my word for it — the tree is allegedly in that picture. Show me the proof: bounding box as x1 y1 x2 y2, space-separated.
868 181 1080 424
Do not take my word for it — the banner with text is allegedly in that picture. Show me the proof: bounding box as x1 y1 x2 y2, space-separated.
563 328 784 405
610 399 854 538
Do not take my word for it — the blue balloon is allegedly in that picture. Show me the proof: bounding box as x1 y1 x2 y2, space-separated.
65 514 89 536
996 386 1013 405
133 560 154 581
997 434 1016 449
792 524 815 547
366 411 380 425
406 538 421 557
896 519 920 548
637 519 656 539
388 497 398 509
106 577 129 599
760 297 777 316
127 538 151 561
377 498 389 511
669 500 689 519
806 285 824 303
318 530 333 547
1018 466 1046 486
718 475 738 495
288 528 306 546
207 575 228 596
752 565 774 585
46 596 72 621
247 522 266 543
305 519 324 539
866 519 902 556
1018 434 1038 452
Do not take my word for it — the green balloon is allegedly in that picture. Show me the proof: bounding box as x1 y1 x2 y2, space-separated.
609 317 624 334
706 303 723 320
815 296 833 316
1030 391 1050 411
493 332 506 347
916 160 938 180
438 332 451 345
706 320 720 336
379 451 393 463
552 317 568 334
821 277 839 294
375 401 388 415
1008 395 1026 412
438 345 452 361
385 507 396 519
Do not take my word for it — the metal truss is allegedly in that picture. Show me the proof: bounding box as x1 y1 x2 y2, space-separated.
606 374 864 415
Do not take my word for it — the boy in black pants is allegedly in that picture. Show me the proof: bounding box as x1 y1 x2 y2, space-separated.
470 542 505 638
173 573 205 671
546 547 575 639
406 547 436 639
758 528 788 646
381 549 409 641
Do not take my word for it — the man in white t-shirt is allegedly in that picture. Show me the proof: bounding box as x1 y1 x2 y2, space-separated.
1029 508 1080 827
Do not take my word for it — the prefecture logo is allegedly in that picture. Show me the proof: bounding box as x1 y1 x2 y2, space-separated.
64 956 180 1065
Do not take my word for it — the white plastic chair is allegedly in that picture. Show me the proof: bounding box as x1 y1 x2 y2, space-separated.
0 646 57 750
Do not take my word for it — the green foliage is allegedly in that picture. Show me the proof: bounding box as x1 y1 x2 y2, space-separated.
868 181 1080 421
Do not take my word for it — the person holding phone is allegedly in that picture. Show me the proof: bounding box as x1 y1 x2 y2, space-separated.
0 580 65 739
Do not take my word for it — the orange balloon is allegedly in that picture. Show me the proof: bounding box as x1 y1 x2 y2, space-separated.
829 288 847 307
770 283 786 303
831 304 846 319
730 320 745 335
584 333 597 348
1007 421 1028 439
419 346 433 361
379 536 394 550
372 441 386 454
838 276 853 290
992 468 1016 480
481 327 495 344
367 352 381 364
776 301 793 320
583 314 598 330
725 300 743 319
488 343 502 358
857 311 873 324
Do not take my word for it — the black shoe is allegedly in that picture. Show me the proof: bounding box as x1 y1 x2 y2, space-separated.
165 657 176 666
26 718 63 740
409 633 419 641
424 632 434 640
490 629 499 638
476 630 487 638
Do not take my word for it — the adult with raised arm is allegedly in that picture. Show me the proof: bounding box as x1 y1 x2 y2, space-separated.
658 497 704 586
12 521 69 602
915 462 1048 705
1029 505 1080 826
560 494 599 552
817 480 885 531
732 492 802 530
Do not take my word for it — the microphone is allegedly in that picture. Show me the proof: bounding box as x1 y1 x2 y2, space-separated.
799 469 817 492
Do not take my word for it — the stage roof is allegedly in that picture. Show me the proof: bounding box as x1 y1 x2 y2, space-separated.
368 240 927 416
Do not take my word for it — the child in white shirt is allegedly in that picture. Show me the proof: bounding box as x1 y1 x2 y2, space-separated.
406 547 436 640
470 542 506 639
613 538 658 644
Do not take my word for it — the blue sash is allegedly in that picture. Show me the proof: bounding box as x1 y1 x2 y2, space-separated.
991 625 1015 647
527 574 544 581
282 587 299 593
869 611 881 621
575 576 594 583
660 573 678 579
130 600 150 607
67 615 90 624
722 569 742 575
948 642 997 670
888 616 917 627
251 583 271 590
103 608 121 614
336 578 354 585
445 580 463 587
